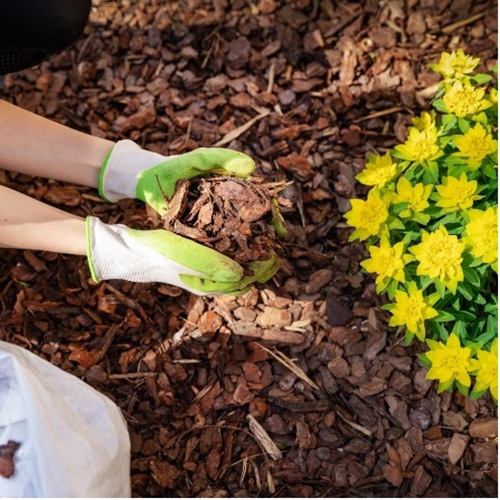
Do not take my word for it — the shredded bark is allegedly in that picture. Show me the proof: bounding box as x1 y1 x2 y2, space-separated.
160 177 286 266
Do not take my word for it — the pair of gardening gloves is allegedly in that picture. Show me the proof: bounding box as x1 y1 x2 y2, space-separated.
86 140 280 295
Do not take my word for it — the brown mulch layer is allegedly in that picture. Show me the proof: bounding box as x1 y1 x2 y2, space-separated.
0 0 498 497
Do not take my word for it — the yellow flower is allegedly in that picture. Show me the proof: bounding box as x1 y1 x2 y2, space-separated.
356 152 397 188
409 225 465 294
345 189 389 241
388 281 438 341
394 126 442 164
489 88 498 105
434 172 482 211
464 206 498 271
425 332 476 390
430 49 480 80
442 81 492 118
393 177 433 218
361 238 408 292
472 338 498 402
412 111 435 131
453 123 498 169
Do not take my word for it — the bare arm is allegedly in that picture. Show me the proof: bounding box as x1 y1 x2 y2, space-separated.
0 185 86 255
0 99 113 187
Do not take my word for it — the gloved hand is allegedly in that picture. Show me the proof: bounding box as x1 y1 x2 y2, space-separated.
85 216 279 295
98 140 255 214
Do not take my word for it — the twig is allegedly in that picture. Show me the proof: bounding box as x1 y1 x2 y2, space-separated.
352 106 405 124
214 110 270 147
182 116 193 148
257 343 320 390
442 11 485 34
267 62 275 93
335 410 373 437
108 371 157 379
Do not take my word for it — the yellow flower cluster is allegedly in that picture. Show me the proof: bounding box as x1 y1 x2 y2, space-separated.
410 226 465 294
464 206 498 271
426 335 498 401
344 190 388 241
430 48 481 80
453 123 498 169
442 82 492 118
344 49 498 401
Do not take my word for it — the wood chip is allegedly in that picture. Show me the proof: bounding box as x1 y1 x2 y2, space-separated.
247 415 282 460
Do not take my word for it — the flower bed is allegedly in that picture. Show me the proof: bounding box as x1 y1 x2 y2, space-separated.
345 50 498 402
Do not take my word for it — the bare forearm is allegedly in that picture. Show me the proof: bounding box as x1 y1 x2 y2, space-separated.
0 186 86 255
0 100 113 188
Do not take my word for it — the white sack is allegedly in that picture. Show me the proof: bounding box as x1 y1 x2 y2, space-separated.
0 341 131 498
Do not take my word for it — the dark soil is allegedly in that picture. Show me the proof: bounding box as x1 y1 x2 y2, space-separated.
0 0 497 497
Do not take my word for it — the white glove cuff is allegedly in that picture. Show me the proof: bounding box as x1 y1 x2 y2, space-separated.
99 140 166 202
86 217 207 294
86 216 151 282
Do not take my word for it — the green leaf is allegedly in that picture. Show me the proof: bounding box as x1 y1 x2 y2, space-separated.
390 202 410 215
418 275 434 292
404 329 416 345
457 118 471 134
469 318 487 341
423 162 439 185
486 314 498 335
473 327 497 347
417 352 431 367
457 282 474 301
483 163 498 180
463 266 481 288
455 380 470 397
429 213 460 231
453 320 468 338
428 320 449 342
381 303 395 311
446 163 470 178
388 217 406 231
484 301 498 315
386 279 399 300
413 212 431 225
453 309 478 322
439 114 457 134
392 149 409 160
470 74 493 85
435 280 446 299
474 294 487 306
437 380 454 393
433 98 448 113
469 386 488 400
434 310 456 322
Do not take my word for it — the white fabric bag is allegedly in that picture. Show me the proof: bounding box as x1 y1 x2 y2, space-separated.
0 341 131 498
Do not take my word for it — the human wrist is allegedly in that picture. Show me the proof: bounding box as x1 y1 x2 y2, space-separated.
0 186 87 255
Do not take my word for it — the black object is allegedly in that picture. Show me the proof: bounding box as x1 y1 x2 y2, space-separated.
0 0 91 75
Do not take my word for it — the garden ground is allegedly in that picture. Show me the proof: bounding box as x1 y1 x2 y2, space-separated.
0 0 497 496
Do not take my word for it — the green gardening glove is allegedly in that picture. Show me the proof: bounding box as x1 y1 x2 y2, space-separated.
98 140 255 214
86 216 279 295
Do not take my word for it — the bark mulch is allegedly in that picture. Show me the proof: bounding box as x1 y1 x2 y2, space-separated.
0 0 497 497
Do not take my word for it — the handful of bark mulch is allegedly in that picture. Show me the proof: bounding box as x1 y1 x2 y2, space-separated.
159 176 289 272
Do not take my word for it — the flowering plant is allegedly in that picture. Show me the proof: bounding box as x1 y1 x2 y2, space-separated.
345 49 498 402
